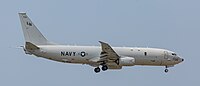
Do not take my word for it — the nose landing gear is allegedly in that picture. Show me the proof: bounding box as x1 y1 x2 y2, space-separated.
164 65 173 73
164 69 169 73
164 66 169 73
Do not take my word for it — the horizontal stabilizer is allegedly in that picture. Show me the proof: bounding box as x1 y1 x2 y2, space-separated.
25 42 40 50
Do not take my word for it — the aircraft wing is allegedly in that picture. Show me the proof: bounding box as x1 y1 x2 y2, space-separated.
99 41 120 62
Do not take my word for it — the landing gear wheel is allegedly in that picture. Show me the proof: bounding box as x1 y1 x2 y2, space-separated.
164 69 169 73
102 65 108 71
94 67 100 73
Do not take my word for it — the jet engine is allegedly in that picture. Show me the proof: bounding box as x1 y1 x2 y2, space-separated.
119 57 135 66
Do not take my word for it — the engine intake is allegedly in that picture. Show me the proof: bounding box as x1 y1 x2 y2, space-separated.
119 57 135 66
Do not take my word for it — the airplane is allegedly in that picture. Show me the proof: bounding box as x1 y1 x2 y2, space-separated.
19 12 184 73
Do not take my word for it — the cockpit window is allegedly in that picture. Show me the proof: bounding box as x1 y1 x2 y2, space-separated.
172 53 177 56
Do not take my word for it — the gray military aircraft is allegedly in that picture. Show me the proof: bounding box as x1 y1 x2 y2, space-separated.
19 12 184 73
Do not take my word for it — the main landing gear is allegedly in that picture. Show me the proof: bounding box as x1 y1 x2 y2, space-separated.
94 65 108 73
94 67 101 73
102 65 108 71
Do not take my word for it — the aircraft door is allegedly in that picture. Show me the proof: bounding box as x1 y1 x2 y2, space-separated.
164 51 168 60
162 51 169 65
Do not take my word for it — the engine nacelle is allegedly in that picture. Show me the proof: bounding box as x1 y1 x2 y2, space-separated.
119 57 135 66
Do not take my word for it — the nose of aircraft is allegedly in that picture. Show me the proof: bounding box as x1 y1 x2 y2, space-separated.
178 56 184 63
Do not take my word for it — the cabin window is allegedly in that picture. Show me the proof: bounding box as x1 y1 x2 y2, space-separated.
144 52 147 56
130 49 133 51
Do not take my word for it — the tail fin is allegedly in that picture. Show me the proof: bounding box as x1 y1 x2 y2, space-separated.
19 12 51 45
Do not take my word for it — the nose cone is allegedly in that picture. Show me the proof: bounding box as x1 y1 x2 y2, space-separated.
178 56 184 63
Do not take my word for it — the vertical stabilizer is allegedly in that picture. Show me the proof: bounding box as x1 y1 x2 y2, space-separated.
19 12 51 45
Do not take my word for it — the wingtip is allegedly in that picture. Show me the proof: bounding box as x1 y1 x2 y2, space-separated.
99 41 108 44
99 41 105 44
18 12 26 15
99 41 103 43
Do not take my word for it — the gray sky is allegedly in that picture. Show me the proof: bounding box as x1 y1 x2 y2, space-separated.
0 0 199 86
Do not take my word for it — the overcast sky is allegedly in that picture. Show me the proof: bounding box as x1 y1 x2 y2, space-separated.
0 0 199 86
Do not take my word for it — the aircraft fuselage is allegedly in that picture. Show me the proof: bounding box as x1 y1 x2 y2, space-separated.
32 45 183 66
